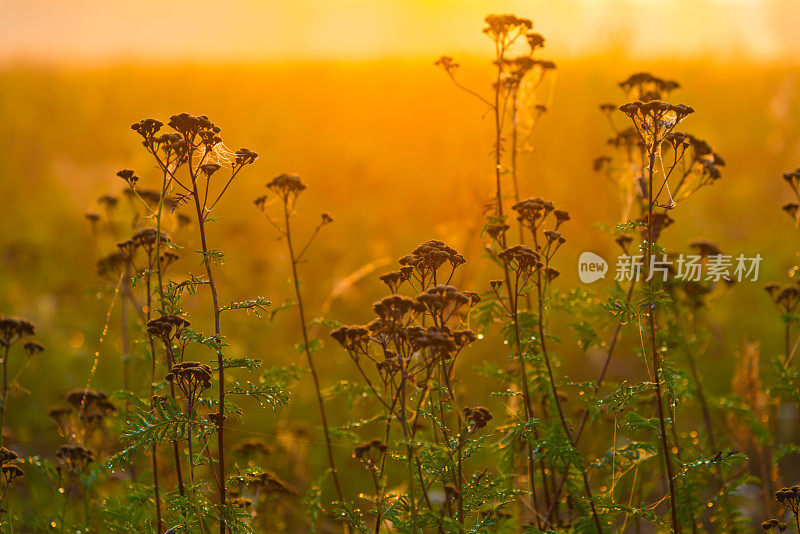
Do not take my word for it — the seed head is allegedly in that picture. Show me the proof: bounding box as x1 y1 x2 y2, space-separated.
48 406 72 426
98 195 118 210
783 203 799 223
116 169 139 187
147 315 190 344
267 173 306 200
619 73 680 101
784 169 800 191
166 361 213 402
131 118 163 140
0 316 35 347
464 406 493 429
526 32 545 50
353 439 387 461
56 443 94 473
775 486 800 515
200 163 221 177
399 240 466 278
1 463 23 484
483 14 533 42
22 340 44 357
435 56 459 74
331 325 371 354
498 245 541 274
0 447 18 465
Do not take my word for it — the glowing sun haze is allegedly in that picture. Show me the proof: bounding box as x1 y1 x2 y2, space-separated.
1 0 797 63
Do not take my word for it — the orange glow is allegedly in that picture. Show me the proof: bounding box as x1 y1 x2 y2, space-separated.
1 0 796 64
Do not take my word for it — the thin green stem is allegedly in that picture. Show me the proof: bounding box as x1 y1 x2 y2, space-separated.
281 202 348 516
646 146 680 533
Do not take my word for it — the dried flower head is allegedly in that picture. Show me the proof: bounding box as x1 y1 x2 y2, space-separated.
131 228 171 253
234 148 258 166
483 14 533 43
131 118 163 141
22 340 43 358
56 443 94 473
463 406 493 429
498 245 541 274
0 316 35 348
619 73 680 101
166 361 213 404
266 173 306 202
775 486 800 516
0 447 18 465
619 100 694 147
762 519 789 532
147 315 190 345
1 463 23 484
435 56 459 75
398 240 466 283
116 169 139 188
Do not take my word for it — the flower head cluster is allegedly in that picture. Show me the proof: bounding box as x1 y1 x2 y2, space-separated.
482 14 533 45
398 240 466 287
782 167 800 225
775 485 800 516
761 519 789 532
764 282 800 315
0 316 35 348
56 443 94 474
463 406 493 430
0 447 23 486
63 388 116 431
166 361 213 407
147 315 190 350
332 242 478 398
619 100 694 147
619 72 680 102
266 173 306 204
352 438 388 466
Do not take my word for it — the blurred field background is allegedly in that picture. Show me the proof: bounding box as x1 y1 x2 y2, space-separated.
1 0 800 494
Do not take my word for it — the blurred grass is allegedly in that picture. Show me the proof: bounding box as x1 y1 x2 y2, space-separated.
0 57 798 480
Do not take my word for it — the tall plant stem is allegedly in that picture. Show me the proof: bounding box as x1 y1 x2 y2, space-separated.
645 147 680 533
145 264 168 533
122 264 131 394
507 279 543 528
150 169 184 530
281 205 347 514
533 260 604 533
398 373 417 533
544 279 636 524
493 41 505 221
189 190 226 534
121 264 136 483
491 41 544 527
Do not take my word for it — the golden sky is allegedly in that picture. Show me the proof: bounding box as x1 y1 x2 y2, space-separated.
1 0 798 63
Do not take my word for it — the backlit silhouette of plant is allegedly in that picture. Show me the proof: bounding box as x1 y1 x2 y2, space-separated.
332 241 492 532
254 173 346 526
